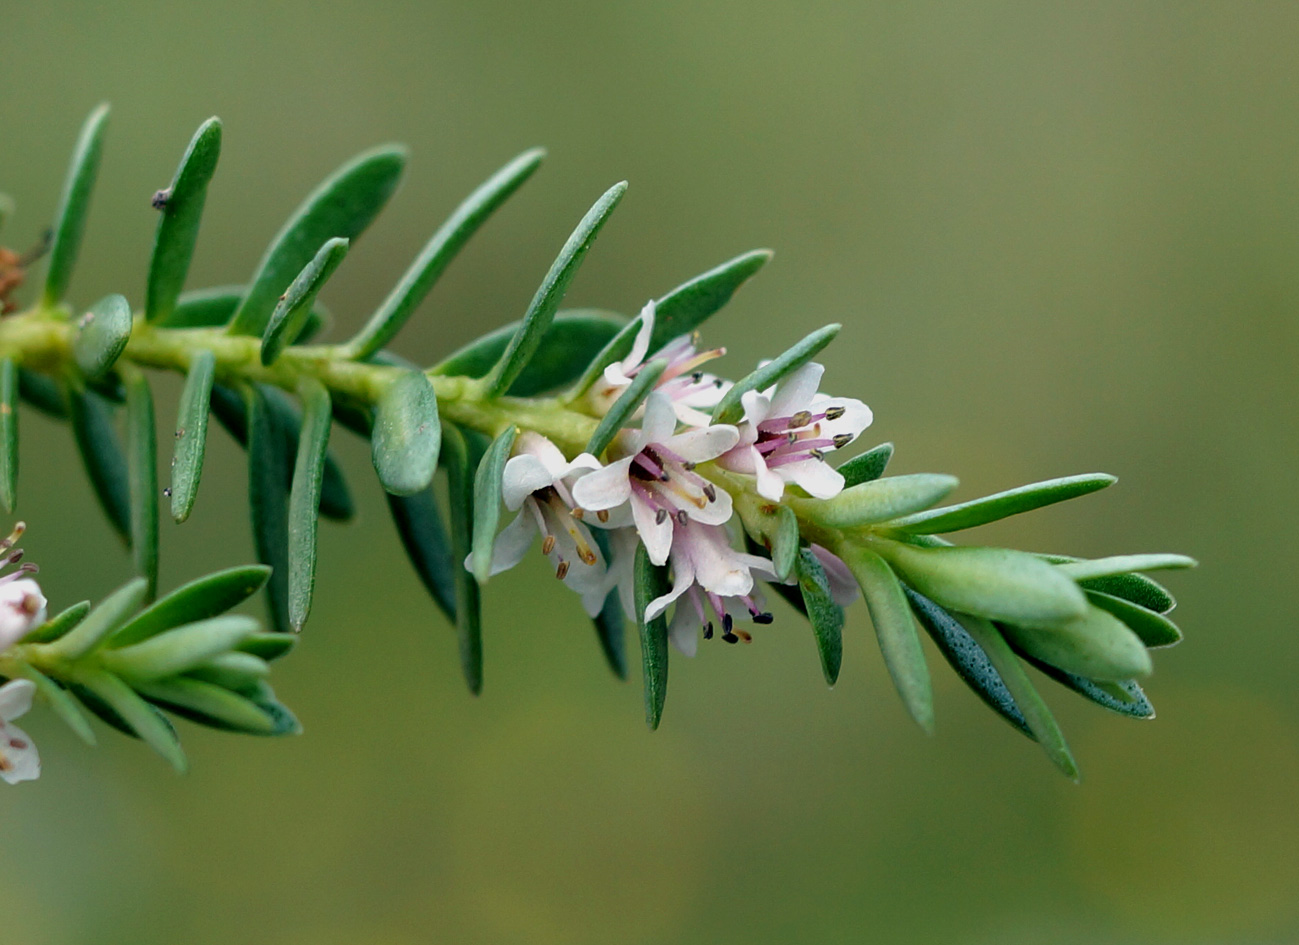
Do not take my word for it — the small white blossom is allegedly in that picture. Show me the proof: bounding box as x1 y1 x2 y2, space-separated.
0 679 40 785
0 578 47 652
571 393 738 566
717 361 872 501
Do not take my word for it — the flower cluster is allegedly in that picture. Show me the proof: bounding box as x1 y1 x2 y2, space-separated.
483 302 872 656
0 523 47 785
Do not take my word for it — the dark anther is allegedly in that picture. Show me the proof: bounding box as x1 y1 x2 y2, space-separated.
752 612 774 624
682 461 696 471
810 448 825 460
790 410 812 428
832 434 853 449
655 508 668 525
151 188 172 210
691 371 703 383
722 632 739 644
703 483 717 502
676 509 688 525
825 405 845 420
555 560 570 580
704 622 714 639
723 613 734 633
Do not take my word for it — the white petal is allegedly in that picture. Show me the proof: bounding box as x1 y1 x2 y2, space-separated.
739 388 772 426
623 301 656 371
686 526 755 598
631 493 674 566
0 679 35 721
814 394 873 440
501 454 558 509
667 604 699 657
785 459 845 499
716 442 757 475
671 485 732 526
752 448 786 501
641 392 678 444
0 722 39 784
514 431 570 476
488 507 539 575
769 362 825 417
646 552 695 621
665 424 739 463
571 457 634 511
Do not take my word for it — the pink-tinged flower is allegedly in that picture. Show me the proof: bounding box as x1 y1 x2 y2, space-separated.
482 432 609 616
590 301 731 426
644 519 774 656
810 545 859 606
717 361 872 501
571 393 738 565
0 679 40 785
0 578 46 652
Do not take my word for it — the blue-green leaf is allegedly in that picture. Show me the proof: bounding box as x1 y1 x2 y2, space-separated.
260 237 349 365
770 504 800 583
136 677 276 735
170 349 216 523
711 323 840 424
21 600 91 645
794 548 844 686
145 117 222 323
43 103 109 307
227 144 406 337
443 424 484 694
1001 605 1152 681
0 358 17 513
16 665 96 744
288 379 332 631
371 370 440 496
470 426 517 583
1085 590 1182 647
105 615 258 682
346 147 546 359
1054 554 1197 582
588 529 626 679
73 668 187 772
584 358 665 458
45 578 150 661
72 293 132 379
1017 650 1155 720
246 385 291 634
838 442 893 487
634 543 670 730
485 182 627 397
162 285 329 340
124 371 158 599
885 474 1117 534
793 473 958 529
110 564 271 648
17 369 67 418
68 383 131 542
386 487 457 623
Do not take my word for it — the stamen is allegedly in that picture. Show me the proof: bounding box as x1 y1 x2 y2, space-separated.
541 535 556 556
655 508 668 525
832 433 853 449
597 509 609 523
789 410 812 428
0 522 25 553
722 631 739 644
704 622 714 639
752 612 774 625
555 560 570 580
570 507 585 520
723 613 733 633
703 483 717 502
825 406 845 420
675 509 688 525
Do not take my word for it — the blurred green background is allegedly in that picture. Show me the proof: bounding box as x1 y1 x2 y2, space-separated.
2 2 1296 942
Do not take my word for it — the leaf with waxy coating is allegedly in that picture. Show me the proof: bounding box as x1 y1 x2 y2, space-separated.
245 385 291 634
794 548 843 686
16 665 96 744
347 147 546 359
170 349 216 523
634 543 670 730
840 546 933 732
588 529 626 679
1001 605 1152 681
711 323 840 424
371 370 440 496
163 284 329 340
486 182 627 397
885 473 1116 534
905 588 1029 737
431 309 626 395
585 358 665 458
1054 554 1197 582
21 601 91 645
124 371 158 599
104 615 259 682
0 358 17 513
73 293 132 380
470 426 517 583
68 384 131 542
18 369 67 418
46 578 149 661
443 424 484 693
386 488 456 623
837 442 893 487
227 144 406 337
875 541 1088 629
235 632 296 663
793 473 958 529
260 237 349 365
288 379 332 631
1085 590 1182 647
1016 650 1155 720
770 505 800 582
110 564 271 648
146 117 222 323
44 103 109 306
74 669 187 772
136 677 276 736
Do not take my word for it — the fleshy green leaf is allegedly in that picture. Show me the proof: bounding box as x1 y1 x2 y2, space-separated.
145 117 222 323
235 633 296 662
585 358 665 458
162 284 328 339
793 473 958 529
443 424 484 694
72 293 132 379
227 144 407 337
885 474 1117 534
430 309 626 395
21 600 91 645
1001 605 1152 681
43 103 109 306
386 488 457 623
346 147 546 359
16 665 97 744
904 588 1029 737
956 615 1078 780
17 369 68 418
288 379 332 631
45 578 149 661
794 548 844 686
0 358 17 513
185 652 269 690
711 323 840 424
73 668 187 772
567 248 773 396
485 182 627 397
838 442 893 487
136 677 276 735
470 426 518 583
1078 571 1175 615
875 541 1089 629
169 349 216 523
840 546 934 732
124 371 159 599
1085 590 1182 647
588 530 626 679
110 564 271 648
371 370 441 496
104 615 259 682
1017 651 1155 720
246 385 291 634
634 543 670 730
260 237 349 365
771 505 800 582
68 383 131 542
1054 554 1197 582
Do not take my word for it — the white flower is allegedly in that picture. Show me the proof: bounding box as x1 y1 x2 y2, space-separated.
481 432 609 616
0 577 47 652
717 361 872 501
571 393 738 565
644 519 774 656
0 679 40 785
590 301 732 426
